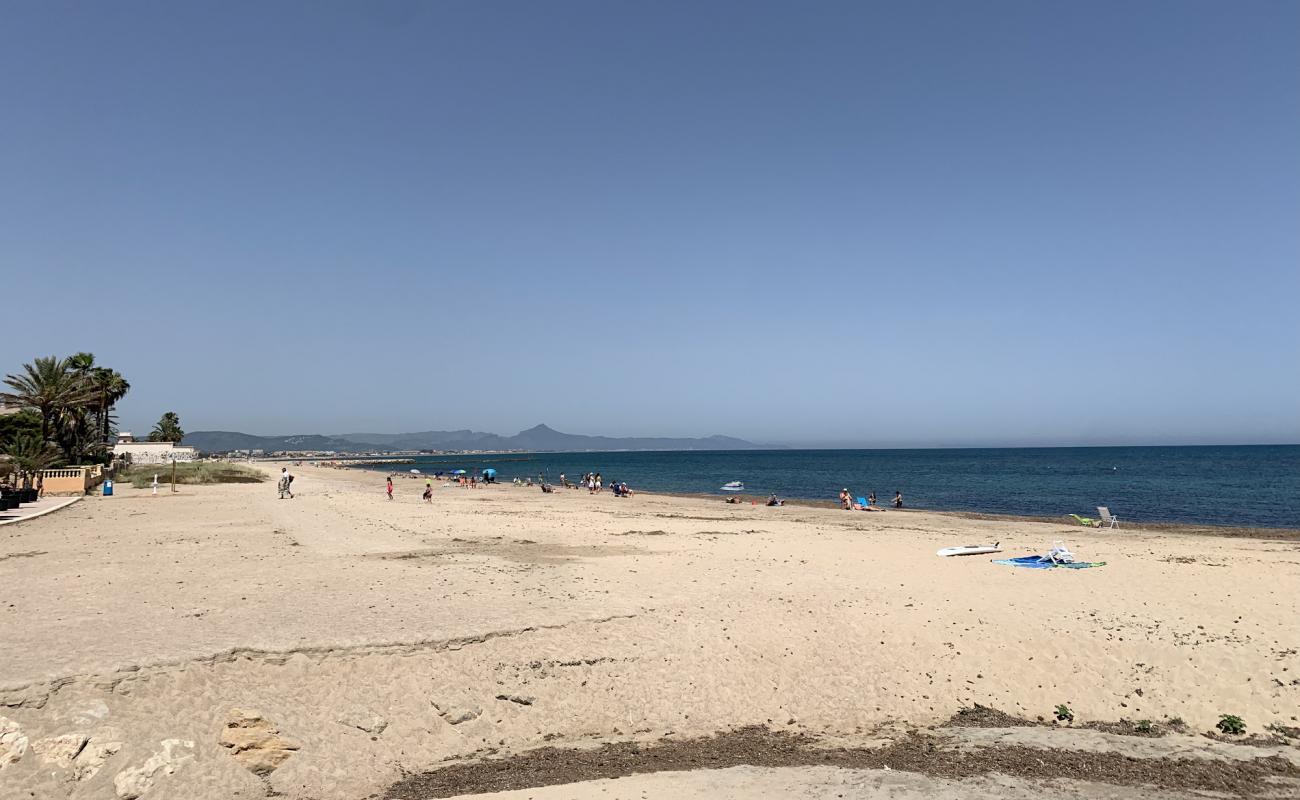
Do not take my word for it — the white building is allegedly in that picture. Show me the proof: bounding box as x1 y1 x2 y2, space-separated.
112 432 199 465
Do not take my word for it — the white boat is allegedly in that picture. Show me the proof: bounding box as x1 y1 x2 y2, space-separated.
720 481 745 492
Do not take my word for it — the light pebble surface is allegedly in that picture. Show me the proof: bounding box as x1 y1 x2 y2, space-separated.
0 462 1296 799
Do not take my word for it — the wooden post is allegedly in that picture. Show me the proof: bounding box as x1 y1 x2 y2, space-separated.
171 458 177 493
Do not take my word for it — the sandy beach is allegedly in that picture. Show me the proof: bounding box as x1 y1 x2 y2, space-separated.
1 462 1297 799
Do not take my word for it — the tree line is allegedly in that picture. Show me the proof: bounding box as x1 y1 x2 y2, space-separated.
1 354 182 482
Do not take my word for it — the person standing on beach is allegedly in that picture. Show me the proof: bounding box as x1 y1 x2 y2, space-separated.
386 476 394 500
893 491 903 509
279 468 294 499
839 489 851 510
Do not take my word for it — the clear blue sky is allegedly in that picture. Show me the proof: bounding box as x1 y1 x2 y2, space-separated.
2 1 1297 447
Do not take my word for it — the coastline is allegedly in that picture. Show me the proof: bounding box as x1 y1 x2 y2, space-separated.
351 464 1300 539
328 444 1300 532
1 460 1296 799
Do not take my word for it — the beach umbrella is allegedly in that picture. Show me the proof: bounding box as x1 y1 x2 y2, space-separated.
410 469 420 474
482 468 497 476
452 469 467 475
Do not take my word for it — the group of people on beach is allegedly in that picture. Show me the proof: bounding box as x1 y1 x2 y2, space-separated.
839 489 902 511
367 468 899 511
384 474 439 502
561 472 632 497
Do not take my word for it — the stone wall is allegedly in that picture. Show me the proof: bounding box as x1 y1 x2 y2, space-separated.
38 465 104 496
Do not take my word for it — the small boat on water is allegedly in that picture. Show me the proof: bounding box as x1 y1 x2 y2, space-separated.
720 481 745 492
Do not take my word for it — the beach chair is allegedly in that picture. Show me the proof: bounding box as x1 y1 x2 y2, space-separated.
1097 507 1120 529
856 497 869 508
1069 514 1096 527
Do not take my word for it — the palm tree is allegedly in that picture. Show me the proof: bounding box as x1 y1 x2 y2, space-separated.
50 354 130 462
89 367 130 442
2 432 61 487
1 356 96 442
149 412 185 443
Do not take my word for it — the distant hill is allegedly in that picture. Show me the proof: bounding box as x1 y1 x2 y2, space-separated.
178 431 362 453
184 424 768 454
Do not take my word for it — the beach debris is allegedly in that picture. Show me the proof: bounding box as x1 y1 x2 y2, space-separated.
114 738 194 799
337 710 388 735
0 715 29 770
218 708 300 775
33 732 88 768
432 700 482 725
496 693 535 706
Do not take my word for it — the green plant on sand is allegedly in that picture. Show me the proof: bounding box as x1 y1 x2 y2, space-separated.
120 462 266 488
1054 704 1074 723
1216 714 1246 736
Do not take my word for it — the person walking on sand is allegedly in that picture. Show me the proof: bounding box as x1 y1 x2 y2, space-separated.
386 476 394 501
279 468 294 499
893 490 903 509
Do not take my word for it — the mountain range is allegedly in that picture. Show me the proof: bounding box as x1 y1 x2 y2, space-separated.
182 424 766 454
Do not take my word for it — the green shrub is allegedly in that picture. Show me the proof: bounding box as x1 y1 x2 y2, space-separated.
1054 704 1074 723
120 462 266 488
1216 714 1246 735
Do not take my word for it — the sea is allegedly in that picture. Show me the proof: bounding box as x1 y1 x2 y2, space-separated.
357 445 1300 529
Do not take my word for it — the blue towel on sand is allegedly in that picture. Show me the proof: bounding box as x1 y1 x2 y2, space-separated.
993 556 1106 570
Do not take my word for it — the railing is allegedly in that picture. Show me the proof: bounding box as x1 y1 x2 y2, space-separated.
37 466 106 495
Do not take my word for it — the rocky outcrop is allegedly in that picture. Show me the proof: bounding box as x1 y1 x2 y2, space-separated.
432 699 482 725
337 710 388 735
113 738 194 799
218 708 300 775
0 716 27 770
33 732 87 768
74 730 123 781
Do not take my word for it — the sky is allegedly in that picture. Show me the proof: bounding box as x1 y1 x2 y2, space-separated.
1 1 1297 448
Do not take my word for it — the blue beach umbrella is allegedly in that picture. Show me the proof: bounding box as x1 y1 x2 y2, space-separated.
482 468 497 476
451 469 467 475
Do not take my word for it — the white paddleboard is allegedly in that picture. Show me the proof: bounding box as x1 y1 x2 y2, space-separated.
937 542 1001 557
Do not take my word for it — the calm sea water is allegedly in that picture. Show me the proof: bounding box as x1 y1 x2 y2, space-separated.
359 446 1300 529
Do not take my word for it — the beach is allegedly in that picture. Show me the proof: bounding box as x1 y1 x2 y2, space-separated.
1 462 1297 799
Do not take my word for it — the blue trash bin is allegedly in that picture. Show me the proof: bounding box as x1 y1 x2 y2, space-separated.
103 480 113 496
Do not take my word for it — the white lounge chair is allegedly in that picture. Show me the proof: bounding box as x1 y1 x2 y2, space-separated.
1097 506 1120 529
